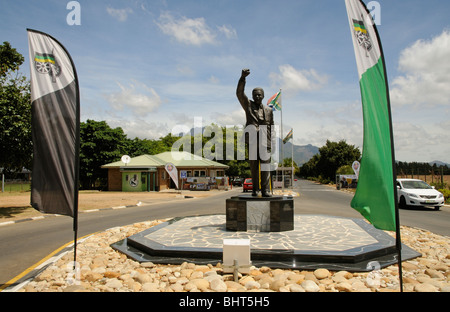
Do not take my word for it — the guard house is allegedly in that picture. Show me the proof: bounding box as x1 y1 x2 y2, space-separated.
102 151 229 192
273 166 295 188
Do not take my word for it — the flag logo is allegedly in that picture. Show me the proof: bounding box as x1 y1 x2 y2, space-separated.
352 19 372 53
34 52 61 83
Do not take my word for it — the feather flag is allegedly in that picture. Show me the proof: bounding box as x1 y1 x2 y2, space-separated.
344 0 397 231
27 29 80 218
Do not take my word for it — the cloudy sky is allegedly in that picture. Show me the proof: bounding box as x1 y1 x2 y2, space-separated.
2 0 450 163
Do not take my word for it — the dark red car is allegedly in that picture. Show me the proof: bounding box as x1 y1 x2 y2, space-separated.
243 178 252 192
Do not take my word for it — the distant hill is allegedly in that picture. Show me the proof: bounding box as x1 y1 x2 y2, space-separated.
429 160 449 167
281 141 319 165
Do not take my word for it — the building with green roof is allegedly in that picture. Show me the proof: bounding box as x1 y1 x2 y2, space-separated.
102 151 229 192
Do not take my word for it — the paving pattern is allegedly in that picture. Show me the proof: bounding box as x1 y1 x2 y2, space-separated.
113 214 421 271
146 214 378 251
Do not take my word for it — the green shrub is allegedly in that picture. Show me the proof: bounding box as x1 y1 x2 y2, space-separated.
438 188 450 203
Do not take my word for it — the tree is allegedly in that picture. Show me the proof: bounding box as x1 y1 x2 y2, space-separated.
0 42 24 77
79 120 129 189
0 42 32 174
299 140 361 183
299 154 319 178
317 140 361 181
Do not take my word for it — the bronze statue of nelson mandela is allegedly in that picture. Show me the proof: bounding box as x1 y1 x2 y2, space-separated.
236 68 274 197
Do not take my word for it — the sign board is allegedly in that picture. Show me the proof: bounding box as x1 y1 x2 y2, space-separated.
165 163 179 189
121 155 131 165
352 161 360 177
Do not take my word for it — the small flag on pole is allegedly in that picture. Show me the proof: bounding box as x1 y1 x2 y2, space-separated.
267 91 282 111
27 29 80 218
283 128 293 144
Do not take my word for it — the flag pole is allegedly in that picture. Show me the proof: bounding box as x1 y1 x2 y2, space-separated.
280 89 284 194
73 70 80 272
360 1 403 291
291 130 294 188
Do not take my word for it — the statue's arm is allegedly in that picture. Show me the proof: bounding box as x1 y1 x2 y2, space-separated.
236 69 250 109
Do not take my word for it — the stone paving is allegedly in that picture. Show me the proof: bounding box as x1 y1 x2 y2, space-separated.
144 215 377 250
115 214 421 272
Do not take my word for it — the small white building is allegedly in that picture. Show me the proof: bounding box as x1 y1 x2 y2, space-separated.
102 151 229 192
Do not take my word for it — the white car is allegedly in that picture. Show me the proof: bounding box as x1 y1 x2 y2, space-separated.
396 179 445 210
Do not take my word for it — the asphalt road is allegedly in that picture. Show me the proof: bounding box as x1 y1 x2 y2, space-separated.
0 179 448 288
295 179 450 237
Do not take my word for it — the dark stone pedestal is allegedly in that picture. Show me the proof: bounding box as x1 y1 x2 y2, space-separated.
226 195 294 232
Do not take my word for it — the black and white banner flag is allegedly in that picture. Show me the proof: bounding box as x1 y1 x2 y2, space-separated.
27 29 80 218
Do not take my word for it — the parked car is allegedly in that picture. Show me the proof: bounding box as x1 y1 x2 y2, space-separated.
396 179 445 210
243 178 253 192
232 178 243 186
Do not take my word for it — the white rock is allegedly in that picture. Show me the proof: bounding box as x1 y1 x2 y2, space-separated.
301 280 320 292
289 284 305 292
135 272 152 284
314 268 330 279
105 278 122 290
245 281 261 290
142 282 160 292
414 283 438 292
210 279 227 292
170 283 184 292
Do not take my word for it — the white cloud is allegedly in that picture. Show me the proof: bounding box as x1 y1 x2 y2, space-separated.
106 7 133 22
212 109 246 126
392 122 450 162
269 65 329 94
155 12 237 46
208 75 220 84
390 30 450 107
218 25 237 39
156 12 217 46
107 119 170 140
176 65 195 76
106 82 161 117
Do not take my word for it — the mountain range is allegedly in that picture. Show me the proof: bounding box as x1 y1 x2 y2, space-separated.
279 141 319 166
184 127 448 167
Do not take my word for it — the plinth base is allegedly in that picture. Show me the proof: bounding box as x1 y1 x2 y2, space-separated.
226 195 294 232
111 214 421 272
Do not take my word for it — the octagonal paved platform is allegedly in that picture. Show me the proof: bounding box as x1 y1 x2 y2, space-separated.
111 214 420 272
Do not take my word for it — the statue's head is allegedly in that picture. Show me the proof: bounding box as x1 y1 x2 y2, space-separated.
252 87 264 105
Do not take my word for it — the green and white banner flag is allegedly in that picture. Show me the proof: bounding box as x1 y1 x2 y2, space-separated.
27 29 80 218
345 0 396 231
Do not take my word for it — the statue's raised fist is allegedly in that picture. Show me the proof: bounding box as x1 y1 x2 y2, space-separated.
241 68 251 78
